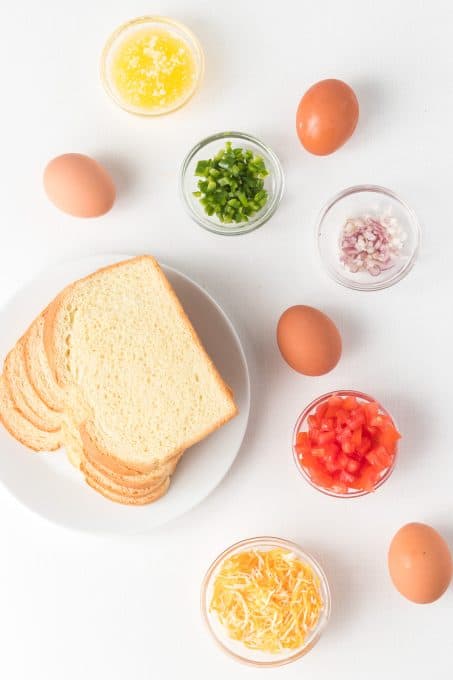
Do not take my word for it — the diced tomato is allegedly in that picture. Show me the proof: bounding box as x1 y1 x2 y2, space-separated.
346 458 360 474
325 396 343 418
364 402 379 425
320 418 335 432
308 463 335 489
341 440 354 454
309 427 320 442
296 395 400 494
350 426 362 448
343 396 359 411
358 436 371 456
366 446 393 470
357 466 380 491
307 415 318 429
337 470 356 485
325 443 340 458
337 452 349 469
378 425 401 455
296 431 309 445
347 412 366 429
315 401 329 421
311 447 325 458
335 409 349 426
318 430 336 446
295 431 310 455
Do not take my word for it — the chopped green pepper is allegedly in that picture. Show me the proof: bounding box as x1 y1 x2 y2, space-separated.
193 141 269 224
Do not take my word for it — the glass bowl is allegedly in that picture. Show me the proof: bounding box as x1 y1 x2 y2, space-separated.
181 131 284 235
293 390 399 498
100 15 204 116
316 185 420 291
200 536 331 667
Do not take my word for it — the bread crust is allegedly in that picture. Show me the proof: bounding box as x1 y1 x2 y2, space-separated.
80 434 183 489
0 376 61 452
81 457 168 496
4 340 62 433
85 474 170 506
24 311 65 413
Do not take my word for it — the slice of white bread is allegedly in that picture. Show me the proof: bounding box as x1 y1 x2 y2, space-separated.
82 459 168 497
85 474 170 506
81 451 183 491
45 256 238 475
24 312 65 413
61 418 83 469
4 340 62 432
22 313 87 470
0 376 61 451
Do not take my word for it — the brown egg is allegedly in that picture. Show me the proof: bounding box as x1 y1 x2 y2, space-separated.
276 305 342 376
296 79 359 156
44 153 116 217
388 523 453 604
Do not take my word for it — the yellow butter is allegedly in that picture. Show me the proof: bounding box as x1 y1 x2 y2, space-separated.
109 26 198 114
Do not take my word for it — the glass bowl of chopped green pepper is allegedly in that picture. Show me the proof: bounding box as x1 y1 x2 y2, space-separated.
181 131 284 235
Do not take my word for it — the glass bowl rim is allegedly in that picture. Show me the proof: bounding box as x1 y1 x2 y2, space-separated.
180 131 285 236
315 184 421 291
100 14 205 117
292 389 399 498
200 535 331 667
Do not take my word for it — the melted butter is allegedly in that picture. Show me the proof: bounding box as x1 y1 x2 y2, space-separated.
110 27 197 113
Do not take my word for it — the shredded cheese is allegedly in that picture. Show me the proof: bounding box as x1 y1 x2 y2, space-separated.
210 548 324 653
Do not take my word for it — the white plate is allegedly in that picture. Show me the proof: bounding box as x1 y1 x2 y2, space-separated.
0 254 250 534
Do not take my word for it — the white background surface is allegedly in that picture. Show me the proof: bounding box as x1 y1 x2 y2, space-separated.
0 0 452 678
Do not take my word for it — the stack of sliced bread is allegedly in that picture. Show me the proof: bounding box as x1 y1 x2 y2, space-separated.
0 256 238 505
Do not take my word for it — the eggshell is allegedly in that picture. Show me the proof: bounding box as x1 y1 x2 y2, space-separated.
276 305 342 376
388 523 453 604
43 153 116 217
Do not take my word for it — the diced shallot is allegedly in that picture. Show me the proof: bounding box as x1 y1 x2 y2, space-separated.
340 215 406 276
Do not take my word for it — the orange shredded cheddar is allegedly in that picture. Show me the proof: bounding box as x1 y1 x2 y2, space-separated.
210 548 323 653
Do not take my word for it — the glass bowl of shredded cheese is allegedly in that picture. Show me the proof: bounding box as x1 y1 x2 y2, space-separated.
201 536 331 666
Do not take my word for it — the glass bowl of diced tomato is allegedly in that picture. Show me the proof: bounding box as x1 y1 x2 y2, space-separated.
293 391 401 498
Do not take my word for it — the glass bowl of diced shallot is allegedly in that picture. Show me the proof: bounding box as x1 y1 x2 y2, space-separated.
316 185 420 291
293 391 401 498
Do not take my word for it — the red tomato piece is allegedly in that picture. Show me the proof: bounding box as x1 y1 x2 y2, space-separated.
379 425 401 455
343 396 358 411
315 402 329 421
347 412 366 430
341 440 354 454
320 418 335 432
312 447 325 458
337 452 349 469
351 426 362 449
335 409 349 426
318 431 336 446
346 458 360 474
358 436 372 456
337 470 356 485
308 414 318 429
364 402 379 425
325 396 343 418
357 466 380 491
